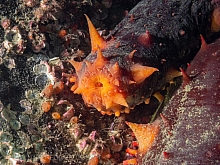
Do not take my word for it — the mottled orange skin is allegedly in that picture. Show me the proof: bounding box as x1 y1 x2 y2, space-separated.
69 50 130 116
69 48 157 116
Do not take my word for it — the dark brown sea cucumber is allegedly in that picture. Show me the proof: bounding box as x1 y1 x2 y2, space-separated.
69 0 220 116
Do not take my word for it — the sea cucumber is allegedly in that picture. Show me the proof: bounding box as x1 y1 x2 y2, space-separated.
69 0 220 116
141 35 220 165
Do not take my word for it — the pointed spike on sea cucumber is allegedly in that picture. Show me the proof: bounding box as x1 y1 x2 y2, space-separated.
137 30 152 47
95 49 106 67
144 98 150 104
114 110 121 117
104 99 113 109
113 93 128 107
128 50 137 59
73 84 83 94
130 63 158 84
101 111 106 115
187 63 191 67
84 60 92 67
179 67 191 86
163 151 172 159
70 83 78 92
153 92 164 103
110 62 120 74
84 14 106 51
112 79 120 86
69 75 77 83
160 113 171 128
114 41 120 48
128 80 136 84
68 60 83 72
125 119 160 155
124 107 130 114
200 35 207 51
165 68 182 83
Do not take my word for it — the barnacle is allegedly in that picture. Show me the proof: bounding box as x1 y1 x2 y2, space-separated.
0 132 13 143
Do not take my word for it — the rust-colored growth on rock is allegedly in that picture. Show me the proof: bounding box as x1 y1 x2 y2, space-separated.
41 101 51 112
41 84 54 98
126 148 138 155
58 29 67 38
88 156 99 165
52 112 61 120
126 119 160 156
40 153 51 164
123 158 138 165
53 81 64 94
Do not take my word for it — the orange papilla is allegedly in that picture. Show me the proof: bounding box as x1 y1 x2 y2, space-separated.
70 116 78 124
123 158 138 165
132 141 138 147
53 81 64 94
52 112 61 120
42 84 54 98
69 76 77 83
88 156 99 165
126 148 138 155
40 154 51 164
41 101 51 112
58 29 67 38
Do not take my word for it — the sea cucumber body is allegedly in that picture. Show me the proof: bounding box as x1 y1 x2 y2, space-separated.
72 0 218 114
